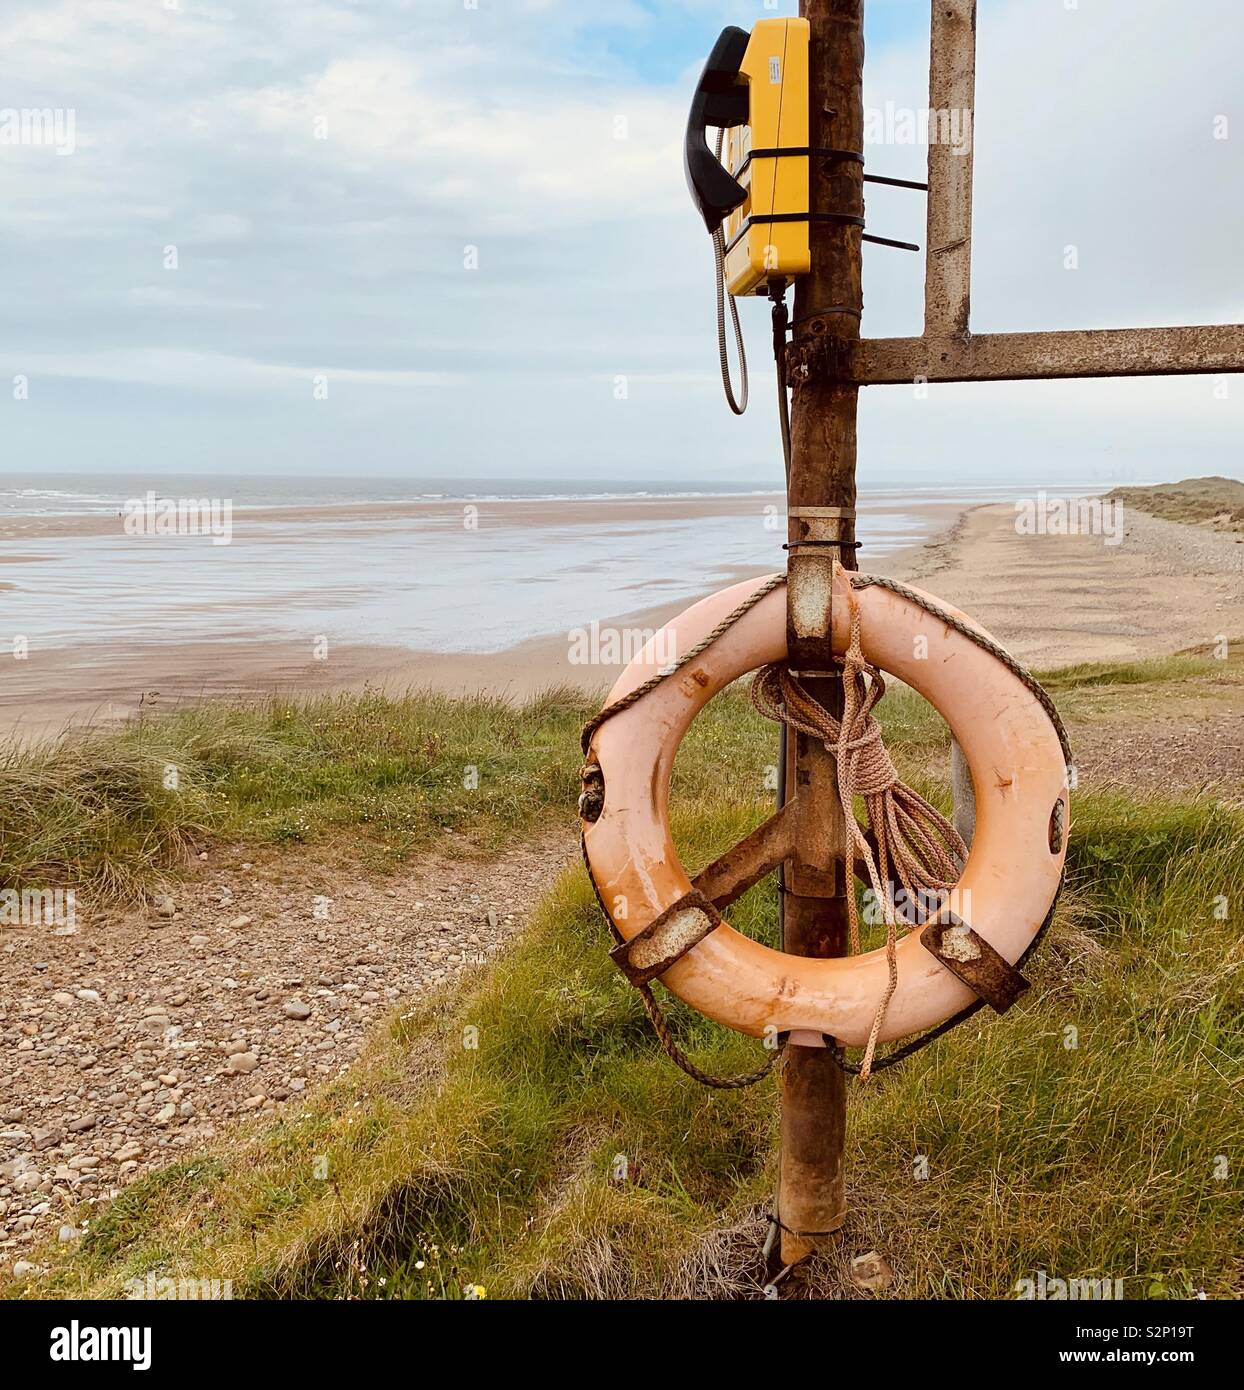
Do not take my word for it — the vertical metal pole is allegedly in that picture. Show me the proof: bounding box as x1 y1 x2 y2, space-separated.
925 0 978 837
778 0 864 1267
924 0 977 338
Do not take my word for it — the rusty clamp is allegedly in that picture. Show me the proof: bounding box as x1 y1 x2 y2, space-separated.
919 911 1030 1015
610 891 723 987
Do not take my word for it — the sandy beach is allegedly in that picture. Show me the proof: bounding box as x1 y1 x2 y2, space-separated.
2 493 1242 741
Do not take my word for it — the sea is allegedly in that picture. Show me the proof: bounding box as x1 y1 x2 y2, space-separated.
0 474 1090 655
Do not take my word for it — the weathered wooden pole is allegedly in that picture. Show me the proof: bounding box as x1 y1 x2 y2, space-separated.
777 0 864 1266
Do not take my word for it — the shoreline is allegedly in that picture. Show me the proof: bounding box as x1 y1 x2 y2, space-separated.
3 496 1242 740
1 493 796 543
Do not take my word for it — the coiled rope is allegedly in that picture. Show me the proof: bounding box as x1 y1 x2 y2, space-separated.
751 584 967 1080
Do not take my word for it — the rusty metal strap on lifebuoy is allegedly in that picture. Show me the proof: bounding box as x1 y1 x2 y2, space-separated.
579 832 782 1091
609 890 724 987
919 912 1031 1015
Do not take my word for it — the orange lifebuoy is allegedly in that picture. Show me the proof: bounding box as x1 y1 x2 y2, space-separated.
581 566 1068 1049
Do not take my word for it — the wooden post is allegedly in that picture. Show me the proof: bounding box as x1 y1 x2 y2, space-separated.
777 0 864 1266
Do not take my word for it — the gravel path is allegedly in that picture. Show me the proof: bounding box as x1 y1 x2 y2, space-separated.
0 832 574 1265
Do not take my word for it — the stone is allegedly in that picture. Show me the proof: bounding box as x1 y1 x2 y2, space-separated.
282 1000 312 1021
227 1052 260 1075
849 1250 895 1294
12 1261 36 1278
113 1142 142 1163
75 989 101 1003
229 917 253 930
51 992 74 1006
66 1116 97 1134
58 1225 81 1243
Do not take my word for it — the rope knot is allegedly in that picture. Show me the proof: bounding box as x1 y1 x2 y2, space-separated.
833 708 898 797
750 583 969 1081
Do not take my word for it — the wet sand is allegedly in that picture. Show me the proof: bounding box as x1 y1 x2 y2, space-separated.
3 497 1241 741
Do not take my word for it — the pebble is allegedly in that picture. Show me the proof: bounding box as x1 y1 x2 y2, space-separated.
0 842 550 1252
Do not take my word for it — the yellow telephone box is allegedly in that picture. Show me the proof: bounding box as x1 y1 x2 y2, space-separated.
721 19 811 296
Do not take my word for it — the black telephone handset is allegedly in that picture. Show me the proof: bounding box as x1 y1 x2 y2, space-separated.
683 25 751 234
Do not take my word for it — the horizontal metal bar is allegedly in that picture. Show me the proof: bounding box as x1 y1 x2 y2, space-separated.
853 325 1244 385
863 173 928 192
693 802 797 911
863 233 921 253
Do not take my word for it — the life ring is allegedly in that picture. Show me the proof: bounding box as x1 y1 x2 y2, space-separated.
581 566 1068 1049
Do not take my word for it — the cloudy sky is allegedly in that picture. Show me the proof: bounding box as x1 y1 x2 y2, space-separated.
2 0 1242 486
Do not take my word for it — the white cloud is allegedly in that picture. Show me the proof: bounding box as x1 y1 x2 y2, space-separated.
0 0 1241 484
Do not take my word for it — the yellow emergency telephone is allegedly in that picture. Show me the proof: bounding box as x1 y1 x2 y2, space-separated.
684 19 811 297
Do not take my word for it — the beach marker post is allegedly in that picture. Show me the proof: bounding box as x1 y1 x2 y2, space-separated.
776 0 1244 1269
775 0 863 1267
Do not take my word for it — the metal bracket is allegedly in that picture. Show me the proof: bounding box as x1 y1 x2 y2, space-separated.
919 912 1030 1015
784 331 854 387
610 891 723 987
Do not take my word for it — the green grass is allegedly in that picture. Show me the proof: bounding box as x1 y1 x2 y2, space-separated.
7 648 1243 1302
3 642 1240 910
1108 476 1244 533
0 688 593 905
16 787 1242 1301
